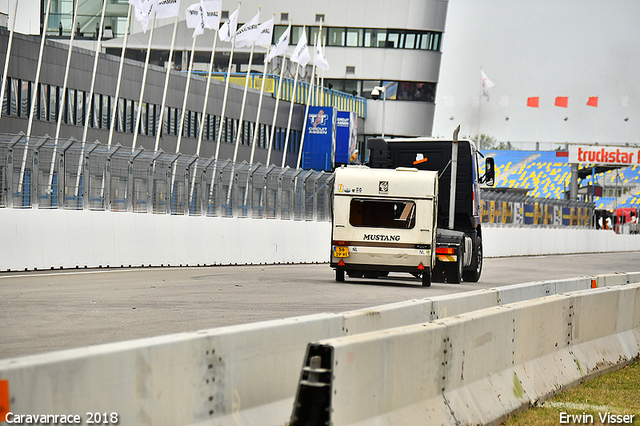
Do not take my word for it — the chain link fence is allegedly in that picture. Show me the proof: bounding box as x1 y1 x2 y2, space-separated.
0 133 334 220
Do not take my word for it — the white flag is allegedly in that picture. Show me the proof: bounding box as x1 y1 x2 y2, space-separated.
620 95 629 107
135 0 156 33
481 69 495 99
315 43 330 70
266 24 290 63
155 0 180 19
202 0 221 29
291 31 310 67
234 12 260 48
185 1 206 37
185 2 202 29
256 17 274 48
219 7 239 42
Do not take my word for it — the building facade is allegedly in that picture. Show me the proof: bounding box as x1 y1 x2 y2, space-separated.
0 0 448 164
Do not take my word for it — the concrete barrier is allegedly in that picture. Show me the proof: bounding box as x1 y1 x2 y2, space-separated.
0 314 344 426
290 284 640 426
0 208 332 271
2 208 640 272
2 274 639 426
483 226 640 257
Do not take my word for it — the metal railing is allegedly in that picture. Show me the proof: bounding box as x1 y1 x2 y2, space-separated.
0 133 334 220
480 190 595 228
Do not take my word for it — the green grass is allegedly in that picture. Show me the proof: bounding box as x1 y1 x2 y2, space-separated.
504 360 640 425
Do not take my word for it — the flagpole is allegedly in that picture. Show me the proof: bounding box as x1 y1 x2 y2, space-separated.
171 34 197 195
107 5 132 148
210 2 240 203
266 54 286 166
320 36 326 106
226 10 260 206
0 0 19 124
132 14 157 150
249 43 271 166
214 3 239 162
192 28 219 204
281 60 299 168
21 0 52 194
296 27 320 170
50 0 81 193
155 16 180 152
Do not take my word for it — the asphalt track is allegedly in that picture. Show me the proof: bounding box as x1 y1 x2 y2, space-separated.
1 251 639 359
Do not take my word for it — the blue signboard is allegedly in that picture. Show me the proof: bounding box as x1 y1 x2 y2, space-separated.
562 207 571 226
335 111 358 165
523 203 534 225
301 107 336 171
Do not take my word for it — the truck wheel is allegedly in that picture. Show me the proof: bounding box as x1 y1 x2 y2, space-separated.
462 236 483 282
422 271 431 287
336 269 345 282
446 248 463 284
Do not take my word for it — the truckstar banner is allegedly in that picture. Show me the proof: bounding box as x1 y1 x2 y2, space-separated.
569 145 640 165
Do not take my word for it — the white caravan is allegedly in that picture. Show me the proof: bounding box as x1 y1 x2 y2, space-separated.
331 166 438 286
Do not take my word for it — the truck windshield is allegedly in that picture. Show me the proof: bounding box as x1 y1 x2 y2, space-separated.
349 199 416 229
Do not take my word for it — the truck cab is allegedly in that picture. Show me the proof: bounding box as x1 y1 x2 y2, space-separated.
330 166 439 286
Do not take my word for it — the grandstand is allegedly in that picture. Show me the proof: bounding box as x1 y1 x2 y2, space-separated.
482 150 640 210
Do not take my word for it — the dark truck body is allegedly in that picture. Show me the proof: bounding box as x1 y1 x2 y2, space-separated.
367 137 493 282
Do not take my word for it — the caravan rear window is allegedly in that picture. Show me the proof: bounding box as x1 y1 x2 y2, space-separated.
349 199 416 229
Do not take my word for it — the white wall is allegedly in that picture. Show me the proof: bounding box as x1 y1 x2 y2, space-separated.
483 226 640 257
2 208 640 272
0 209 331 271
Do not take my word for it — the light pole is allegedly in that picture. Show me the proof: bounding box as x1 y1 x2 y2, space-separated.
371 85 387 138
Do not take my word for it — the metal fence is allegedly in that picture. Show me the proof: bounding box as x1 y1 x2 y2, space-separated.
0 132 605 229
480 190 595 228
0 133 334 220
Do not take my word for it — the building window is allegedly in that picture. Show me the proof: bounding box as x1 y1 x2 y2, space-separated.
328 28 344 46
315 14 325 23
346 66 355 74
364 28 386 47
280 13 288 22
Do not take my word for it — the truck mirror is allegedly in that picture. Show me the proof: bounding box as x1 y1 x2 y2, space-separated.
484 157 495 186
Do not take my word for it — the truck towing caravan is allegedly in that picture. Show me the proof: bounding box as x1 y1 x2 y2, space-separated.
330 127 495 285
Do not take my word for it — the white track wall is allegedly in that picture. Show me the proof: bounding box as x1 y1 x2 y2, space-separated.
0 209 331 271
483 226 640 257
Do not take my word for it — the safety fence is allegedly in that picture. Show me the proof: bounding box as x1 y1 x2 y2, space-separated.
480 190 595 227
0 133 333 221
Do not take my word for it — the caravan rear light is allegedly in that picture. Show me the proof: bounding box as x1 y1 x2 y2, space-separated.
436 247 455 255
333 240 349 246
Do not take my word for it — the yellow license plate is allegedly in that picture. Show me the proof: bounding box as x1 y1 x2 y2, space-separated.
333 246 349 258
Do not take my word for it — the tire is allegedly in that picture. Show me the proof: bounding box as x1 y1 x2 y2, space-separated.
463 235 483 282
446 247 463 284
336 269 345 282
422 270 431 287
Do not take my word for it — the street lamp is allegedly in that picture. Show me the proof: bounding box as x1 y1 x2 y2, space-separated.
371 85 386 138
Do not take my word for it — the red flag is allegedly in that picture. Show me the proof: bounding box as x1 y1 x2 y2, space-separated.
587 96 598 107
527 96 539 108
555 96 568 108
